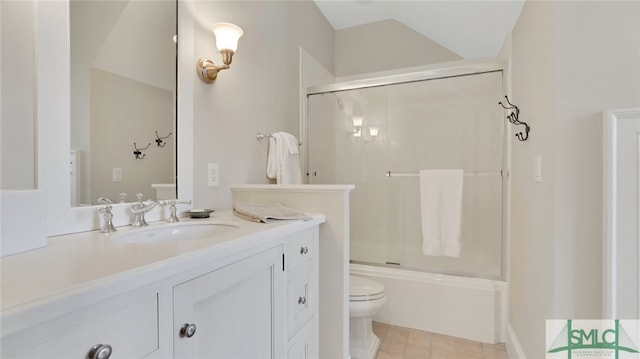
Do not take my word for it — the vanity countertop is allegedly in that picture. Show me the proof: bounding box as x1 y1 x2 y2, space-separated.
0 210 325 331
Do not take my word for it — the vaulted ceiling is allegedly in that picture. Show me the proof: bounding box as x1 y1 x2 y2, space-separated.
313 0 525 59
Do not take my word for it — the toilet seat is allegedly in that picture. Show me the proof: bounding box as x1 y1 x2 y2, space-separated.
350 275 385 302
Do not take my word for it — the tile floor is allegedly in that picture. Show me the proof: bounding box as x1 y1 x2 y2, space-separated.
373 322 509 359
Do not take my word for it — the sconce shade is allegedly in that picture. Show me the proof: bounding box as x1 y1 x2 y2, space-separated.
212 22 243 52
369 127 379 136
352 116 363 127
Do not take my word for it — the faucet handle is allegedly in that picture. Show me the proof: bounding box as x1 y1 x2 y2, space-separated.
160 199 192 223
136 193 144 203
97 197 117 233
98 197 114 205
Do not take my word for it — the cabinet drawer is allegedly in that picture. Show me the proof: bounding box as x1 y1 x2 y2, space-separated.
286 228 316 271
3 293 159 359
288 320 317 359
287 262 315 338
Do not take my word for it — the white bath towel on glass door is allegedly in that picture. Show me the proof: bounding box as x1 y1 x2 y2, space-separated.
419 169 463 257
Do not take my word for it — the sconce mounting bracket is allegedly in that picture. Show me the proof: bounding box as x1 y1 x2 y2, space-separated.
197 58 219 83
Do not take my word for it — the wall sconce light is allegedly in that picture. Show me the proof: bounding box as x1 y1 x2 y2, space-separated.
352 116 363 128
369 127 379 137
350 115 364 136
197 22 243 83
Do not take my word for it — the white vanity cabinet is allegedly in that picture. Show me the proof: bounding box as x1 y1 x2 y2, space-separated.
171 226 320 359
173 245 286 358
0 217 322 359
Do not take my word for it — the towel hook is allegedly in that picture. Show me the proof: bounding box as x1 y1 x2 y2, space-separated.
499 96 530 141
133 142 151 159
155 130 173 147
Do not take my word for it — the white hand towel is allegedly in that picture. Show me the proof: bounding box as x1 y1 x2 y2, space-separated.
266 132 302 184
233 202 311 223
420 169 464 257
280 132 299 155
267 137 278 180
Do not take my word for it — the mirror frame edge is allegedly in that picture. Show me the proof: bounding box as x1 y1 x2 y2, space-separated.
38 0 192 236
176 0 194 213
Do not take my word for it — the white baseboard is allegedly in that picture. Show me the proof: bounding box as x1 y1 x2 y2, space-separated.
506 323 527 359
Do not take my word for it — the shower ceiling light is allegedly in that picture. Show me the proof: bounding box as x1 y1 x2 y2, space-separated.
197 22 243 83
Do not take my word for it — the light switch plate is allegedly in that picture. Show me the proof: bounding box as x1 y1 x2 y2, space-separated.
113 167 123 182
534 155 542 183
208 163 219 187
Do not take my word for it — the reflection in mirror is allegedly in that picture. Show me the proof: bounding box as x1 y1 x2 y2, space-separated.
70 0 177 206
1 0 37 190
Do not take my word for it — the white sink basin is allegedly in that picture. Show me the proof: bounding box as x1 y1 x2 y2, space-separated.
111 221 240 244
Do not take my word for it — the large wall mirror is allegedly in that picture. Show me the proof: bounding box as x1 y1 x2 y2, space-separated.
35 0 191 236
70 0 177 206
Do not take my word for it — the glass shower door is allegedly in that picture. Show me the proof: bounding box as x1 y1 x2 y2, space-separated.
306 70 505 279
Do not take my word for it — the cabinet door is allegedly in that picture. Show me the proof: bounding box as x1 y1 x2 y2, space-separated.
2 293 159 359
173 246 285 359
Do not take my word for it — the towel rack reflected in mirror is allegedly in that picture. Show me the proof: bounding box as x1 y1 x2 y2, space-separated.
385 170 504 177
256 132 302 146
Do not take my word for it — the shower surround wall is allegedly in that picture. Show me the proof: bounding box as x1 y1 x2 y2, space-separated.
305 62 509 342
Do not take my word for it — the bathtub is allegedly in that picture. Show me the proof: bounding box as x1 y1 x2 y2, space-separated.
350 263 508 344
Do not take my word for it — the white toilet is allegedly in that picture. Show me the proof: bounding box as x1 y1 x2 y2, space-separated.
349 275 387 359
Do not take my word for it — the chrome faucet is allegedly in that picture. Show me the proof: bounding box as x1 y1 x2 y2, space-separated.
98 197 117 233
130 193 159 227
160 199 192 223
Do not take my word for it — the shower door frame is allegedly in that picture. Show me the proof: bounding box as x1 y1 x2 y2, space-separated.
302 59 511 281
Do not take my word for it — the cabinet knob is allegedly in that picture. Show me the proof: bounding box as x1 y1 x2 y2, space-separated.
180 323 197 338
298 296 306 305
88 344 112 359
299 246 309 255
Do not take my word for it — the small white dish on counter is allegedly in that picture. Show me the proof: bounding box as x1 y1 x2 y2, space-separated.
186 209 215 218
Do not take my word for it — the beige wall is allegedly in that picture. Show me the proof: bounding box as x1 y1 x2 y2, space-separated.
334 19 462 78
553 1 640 317
509 1 640 357
184 0 334 210
509 2 557 356
1 0 36 190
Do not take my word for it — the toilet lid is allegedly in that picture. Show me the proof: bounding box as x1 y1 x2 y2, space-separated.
350 275 385 300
